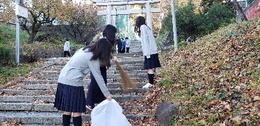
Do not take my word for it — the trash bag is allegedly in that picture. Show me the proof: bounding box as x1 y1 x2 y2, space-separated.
91 99 131 126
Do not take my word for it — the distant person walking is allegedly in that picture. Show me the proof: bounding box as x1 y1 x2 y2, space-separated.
125 37 131 53
134 16 161 89
64 38 71 57
116 37 122 53
121 38 126 53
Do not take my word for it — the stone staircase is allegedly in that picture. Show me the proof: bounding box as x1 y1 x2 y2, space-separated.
0 41 158 125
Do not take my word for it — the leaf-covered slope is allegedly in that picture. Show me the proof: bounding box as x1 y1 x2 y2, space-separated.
159 20 260 125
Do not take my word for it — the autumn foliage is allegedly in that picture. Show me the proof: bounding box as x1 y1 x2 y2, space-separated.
158 19 260 125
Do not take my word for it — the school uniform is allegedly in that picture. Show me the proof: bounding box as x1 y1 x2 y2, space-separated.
85 66 107 109
54 48 110 112
63 41 71 57
140 25 161 69
125 39 131 53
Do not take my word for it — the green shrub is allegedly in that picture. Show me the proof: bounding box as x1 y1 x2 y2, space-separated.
178 40 188 47
159 2 235 42
0 45 14 65
21 43 63 62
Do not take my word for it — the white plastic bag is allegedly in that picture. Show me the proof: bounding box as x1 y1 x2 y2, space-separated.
91 99 131 126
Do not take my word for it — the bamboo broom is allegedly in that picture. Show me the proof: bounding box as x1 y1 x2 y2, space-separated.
115 61 138 93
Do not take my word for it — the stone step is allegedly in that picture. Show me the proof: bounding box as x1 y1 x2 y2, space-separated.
116 51 142 56
52 59 144 66
39 54 144 62
0 95 144 103
39 70 117 74
0 112 64 125
42 65 144 72
0 87 147 96
39 69 146 75
0 112 148 125
20 77 145 84
0 103 148 112
36 72 147 80
4 83 146 90
21 80 57 84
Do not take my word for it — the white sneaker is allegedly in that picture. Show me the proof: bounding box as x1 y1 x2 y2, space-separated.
142 83 154 89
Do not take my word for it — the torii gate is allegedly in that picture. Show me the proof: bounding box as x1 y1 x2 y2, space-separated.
91 0 160 32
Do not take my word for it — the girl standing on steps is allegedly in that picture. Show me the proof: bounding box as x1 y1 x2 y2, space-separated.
85 24 118 110
134 16 161 89
54 28 116 126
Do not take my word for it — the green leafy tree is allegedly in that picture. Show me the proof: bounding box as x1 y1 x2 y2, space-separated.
159 1 235 44
201 0 247 21
175 2 199 39
199 3 235 35
160 2 200 42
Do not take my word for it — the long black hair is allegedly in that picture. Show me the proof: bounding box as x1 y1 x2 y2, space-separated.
102 24 117 45
134 16 146 36
85 38 112 67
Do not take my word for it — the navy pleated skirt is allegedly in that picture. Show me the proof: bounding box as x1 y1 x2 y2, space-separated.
144 53 161 69
54 83 86 112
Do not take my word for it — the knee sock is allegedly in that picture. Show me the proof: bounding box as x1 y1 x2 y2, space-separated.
62 114 71 126
148 74 154 84
73 116 82 126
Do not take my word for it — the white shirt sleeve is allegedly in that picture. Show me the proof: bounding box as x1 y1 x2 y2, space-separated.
68 41 70 51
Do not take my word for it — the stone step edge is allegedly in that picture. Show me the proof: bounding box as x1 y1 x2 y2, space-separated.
0 103 149 112
0 112 150 124
0 88 147 96
21 78 145 83
8 83 146 89
0 95 145 103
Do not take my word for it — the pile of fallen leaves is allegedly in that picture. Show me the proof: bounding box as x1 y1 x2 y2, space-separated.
158 19 260 125
122 87 165 125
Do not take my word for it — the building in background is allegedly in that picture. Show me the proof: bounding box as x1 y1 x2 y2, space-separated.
245 0 260 20
235 0 260 22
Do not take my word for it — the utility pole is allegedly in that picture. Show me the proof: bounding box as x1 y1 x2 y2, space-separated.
15 0 20 65
15 0 28 65
171 0 178 51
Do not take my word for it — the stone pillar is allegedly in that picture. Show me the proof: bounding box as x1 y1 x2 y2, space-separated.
106 4 112 24
112 14 116 26
145 2 153 32
127 5 131 36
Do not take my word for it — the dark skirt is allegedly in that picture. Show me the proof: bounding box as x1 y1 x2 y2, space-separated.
144 53 161 69
54 83 86 112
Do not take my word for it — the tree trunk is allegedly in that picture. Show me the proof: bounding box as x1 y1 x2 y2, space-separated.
233 0 248 21
28 31 36 43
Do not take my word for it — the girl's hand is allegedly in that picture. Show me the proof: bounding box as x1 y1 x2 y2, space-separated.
112 56 119 63
106 94 112 101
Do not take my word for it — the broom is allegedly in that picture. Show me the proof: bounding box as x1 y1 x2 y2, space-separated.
115 61 138 93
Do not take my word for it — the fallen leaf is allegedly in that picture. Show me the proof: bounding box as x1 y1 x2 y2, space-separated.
232 116 242 124
253 96 260 101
